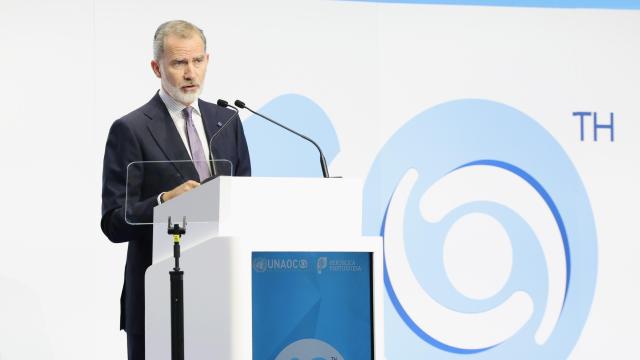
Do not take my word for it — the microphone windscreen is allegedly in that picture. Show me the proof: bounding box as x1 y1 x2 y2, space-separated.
234 100 246 109
216 99 229 107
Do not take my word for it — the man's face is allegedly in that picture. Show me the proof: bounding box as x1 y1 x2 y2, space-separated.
152 34 209 106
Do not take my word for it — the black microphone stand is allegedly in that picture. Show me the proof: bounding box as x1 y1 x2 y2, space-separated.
167 216 186 360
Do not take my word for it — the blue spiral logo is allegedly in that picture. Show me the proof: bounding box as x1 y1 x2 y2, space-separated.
362 99 598 359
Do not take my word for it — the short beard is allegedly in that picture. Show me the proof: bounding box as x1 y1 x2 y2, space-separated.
162 78 203 106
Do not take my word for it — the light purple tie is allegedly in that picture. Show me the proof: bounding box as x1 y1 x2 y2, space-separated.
182 106 210 181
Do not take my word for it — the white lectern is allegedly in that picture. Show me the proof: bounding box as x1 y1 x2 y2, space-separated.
145 176 383 359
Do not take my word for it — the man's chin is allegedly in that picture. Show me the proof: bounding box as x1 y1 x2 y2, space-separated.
162 82 202 105
177 92 199 105
168 87 201 105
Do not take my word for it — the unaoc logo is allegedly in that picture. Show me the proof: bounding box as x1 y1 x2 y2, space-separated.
362 99 598 359
253 257 268 273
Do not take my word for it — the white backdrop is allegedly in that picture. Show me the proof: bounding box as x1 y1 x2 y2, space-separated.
0 0 638 359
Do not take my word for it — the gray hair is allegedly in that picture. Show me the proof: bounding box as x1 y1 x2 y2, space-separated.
153 20 207 61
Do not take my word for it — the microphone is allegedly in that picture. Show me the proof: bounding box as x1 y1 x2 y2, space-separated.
201 99 239 183
234 99 330 178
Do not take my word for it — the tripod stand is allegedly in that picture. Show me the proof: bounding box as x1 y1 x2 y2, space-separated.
167 216 186 360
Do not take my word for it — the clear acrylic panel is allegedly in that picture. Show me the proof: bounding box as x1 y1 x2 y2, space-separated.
125 159 233 225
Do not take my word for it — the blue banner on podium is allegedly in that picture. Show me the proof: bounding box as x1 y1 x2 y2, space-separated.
252 251 374 360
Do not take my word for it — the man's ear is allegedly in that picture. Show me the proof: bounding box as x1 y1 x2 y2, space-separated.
151 60 161 78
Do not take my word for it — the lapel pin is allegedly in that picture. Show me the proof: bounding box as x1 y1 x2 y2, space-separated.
217 122 223 127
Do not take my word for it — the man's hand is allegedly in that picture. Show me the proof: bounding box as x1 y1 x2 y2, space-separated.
161 180 200 203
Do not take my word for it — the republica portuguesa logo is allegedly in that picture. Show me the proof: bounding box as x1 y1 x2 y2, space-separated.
317 256 328 274
363 99 598 359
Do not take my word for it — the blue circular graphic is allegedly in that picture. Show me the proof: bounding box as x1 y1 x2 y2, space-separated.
362 99 598 359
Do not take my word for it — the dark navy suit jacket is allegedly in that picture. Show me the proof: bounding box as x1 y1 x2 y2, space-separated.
100 93 251 334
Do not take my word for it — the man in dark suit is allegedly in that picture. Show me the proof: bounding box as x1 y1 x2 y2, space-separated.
100 20 250 360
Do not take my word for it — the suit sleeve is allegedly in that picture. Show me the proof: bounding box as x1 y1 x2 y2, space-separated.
234 114 251 176
100 119 158 243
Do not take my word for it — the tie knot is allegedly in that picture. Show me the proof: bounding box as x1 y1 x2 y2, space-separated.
182 106 193 121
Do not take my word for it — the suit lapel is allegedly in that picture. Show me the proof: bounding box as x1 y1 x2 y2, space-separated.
144 93 199 181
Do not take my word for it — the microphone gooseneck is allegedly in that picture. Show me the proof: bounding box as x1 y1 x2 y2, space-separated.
234 99 330 178
202 99 240 181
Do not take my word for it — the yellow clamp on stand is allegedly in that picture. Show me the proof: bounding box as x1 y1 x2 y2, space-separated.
167 216 186 270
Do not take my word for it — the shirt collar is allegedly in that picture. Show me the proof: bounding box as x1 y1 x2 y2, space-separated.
158 87 201 117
